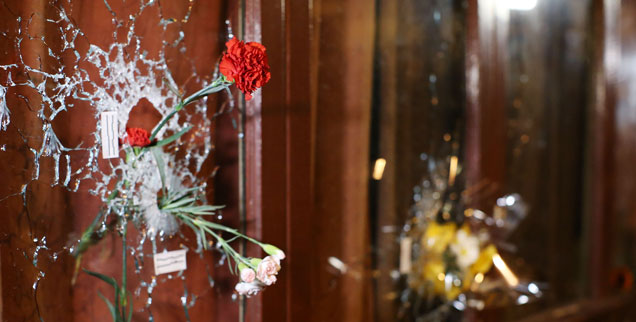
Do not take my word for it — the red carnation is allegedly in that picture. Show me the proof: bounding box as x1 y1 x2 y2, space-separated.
219 38 271 101
124 127 151 147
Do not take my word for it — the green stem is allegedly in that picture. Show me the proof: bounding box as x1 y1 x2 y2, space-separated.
178 213 264 255
150 77 231 141
179 213 261 245
181 77 230 106
150 104 182 141
200 225 256 270
121 219 128 321
198 220 263 246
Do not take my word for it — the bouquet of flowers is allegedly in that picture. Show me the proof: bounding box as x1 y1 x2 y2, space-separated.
400 156 540 321
412 221 497 301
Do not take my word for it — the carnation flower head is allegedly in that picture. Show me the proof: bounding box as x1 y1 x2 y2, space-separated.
256 256 281 286
240 267 256 283
220 38 271 101
124 127 151 147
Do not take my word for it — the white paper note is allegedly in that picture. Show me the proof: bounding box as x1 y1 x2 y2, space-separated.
154 249 187 275
101 111 119 159
399 237 412 274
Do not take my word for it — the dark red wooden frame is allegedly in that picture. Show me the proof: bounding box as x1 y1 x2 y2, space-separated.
243 0 317 321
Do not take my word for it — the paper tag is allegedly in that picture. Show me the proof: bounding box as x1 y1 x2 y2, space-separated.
154 249 187 275
399 237 412 274
100 111 119 159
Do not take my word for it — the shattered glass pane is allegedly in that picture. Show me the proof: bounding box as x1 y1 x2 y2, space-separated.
0 0 240 320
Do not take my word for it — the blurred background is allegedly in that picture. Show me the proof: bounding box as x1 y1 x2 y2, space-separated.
1 0 636 321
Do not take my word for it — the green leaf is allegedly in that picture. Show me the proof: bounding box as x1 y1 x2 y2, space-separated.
72 210 105 257
162 197 196 210
226 249 235 275
151 147 167 192
200 227 208 250
262 244 284 257
154 125 193 147
127 292 133 322
167 186 204 202
196 205 225 211
163 76 182 98
250 258 262 267
173 205 224 215
84 269 120 292
182 82 231 106
182 219 206 250
97 291 118 322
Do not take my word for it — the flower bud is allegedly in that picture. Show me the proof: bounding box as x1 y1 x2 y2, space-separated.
240 268 256 283
262 244 285 261
250 258 262 267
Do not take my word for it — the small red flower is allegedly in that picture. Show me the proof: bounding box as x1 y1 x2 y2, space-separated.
219 38 271 101
124 127 151 147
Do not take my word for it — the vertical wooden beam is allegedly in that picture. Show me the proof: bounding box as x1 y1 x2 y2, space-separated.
465 0 481 195
251 0 316 320
465 0 507 208
252 0 375 320
372 0 398 319
243 0 264 321
586 0 619 298
0 249 2 320
614 0 636 283
284 0 317 320
311 1 376 320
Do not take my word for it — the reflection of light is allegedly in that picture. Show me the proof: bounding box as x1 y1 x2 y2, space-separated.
498 194 517 207
437 273 445 281
474 272 484 283
445 274 454 290
493 253 519 286
498 0 537 10
468 299 485 310
327 257 348 274
517 295 529 305
528 282 540 294
448 156 458 186
453 301 466 311
372 158 386 180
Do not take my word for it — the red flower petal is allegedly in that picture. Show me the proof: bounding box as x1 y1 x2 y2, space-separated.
220 38 271 100
124 127 151 147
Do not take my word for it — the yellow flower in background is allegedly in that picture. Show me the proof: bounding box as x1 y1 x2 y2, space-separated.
418 222 499 299
462 244 497 291
422 258 445 283
422 258 461 299
422 221 456 254
471 244 497 276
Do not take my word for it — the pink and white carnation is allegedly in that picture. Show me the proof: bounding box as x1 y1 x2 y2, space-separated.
240 267 256 283
235 281 263 297
256 256 281 286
